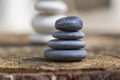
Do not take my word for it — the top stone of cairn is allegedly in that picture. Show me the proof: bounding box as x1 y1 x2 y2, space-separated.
35 1 68 14
55 16 83 31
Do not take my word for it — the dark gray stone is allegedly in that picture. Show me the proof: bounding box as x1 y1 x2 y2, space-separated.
48 39 86 50
52 31 84 40
44 49 87 61
55 16 83 31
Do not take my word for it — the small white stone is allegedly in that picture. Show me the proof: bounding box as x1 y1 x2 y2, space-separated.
32 14 65 34
28 34 54 44
35 1 68 14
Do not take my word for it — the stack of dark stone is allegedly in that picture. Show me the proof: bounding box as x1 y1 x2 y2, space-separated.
44 16 87 61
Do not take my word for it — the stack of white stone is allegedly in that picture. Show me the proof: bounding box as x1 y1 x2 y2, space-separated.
29 0 68 43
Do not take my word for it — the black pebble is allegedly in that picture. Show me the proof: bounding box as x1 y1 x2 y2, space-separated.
48 39 86 50
55 16 83 31
52 31 84 40
44 49 87 61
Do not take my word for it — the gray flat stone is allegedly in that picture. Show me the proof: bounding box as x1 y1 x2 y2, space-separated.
55 16 83 31
48 39 86 49
52 31 84 40
44 49 87 61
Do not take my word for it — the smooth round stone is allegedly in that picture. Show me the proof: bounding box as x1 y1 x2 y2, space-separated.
35 1 68 14
55 16 83 31
48 39 86 50
32 14 65 34
52 31 84 40
44 49 87 61
28 34 54 44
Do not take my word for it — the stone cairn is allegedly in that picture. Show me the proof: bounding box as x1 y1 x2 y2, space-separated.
44 16 87 61
29 0 68 43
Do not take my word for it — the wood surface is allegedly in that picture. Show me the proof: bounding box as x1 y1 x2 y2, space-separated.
0 34 119 72
0 34 119 80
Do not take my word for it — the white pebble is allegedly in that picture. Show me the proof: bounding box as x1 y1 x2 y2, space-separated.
35 1 68 14
32 14 65 33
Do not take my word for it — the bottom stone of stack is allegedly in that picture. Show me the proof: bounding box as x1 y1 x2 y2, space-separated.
44 49 87 61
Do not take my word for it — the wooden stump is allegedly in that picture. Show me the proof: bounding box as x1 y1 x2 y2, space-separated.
0 35 119 80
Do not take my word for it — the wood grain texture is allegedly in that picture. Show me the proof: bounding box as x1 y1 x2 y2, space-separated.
0 35 119 73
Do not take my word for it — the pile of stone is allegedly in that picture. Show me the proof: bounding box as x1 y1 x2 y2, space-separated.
44 16 87 61
29 0 68 43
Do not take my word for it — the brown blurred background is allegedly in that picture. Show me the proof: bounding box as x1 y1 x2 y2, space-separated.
66 0 110 11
